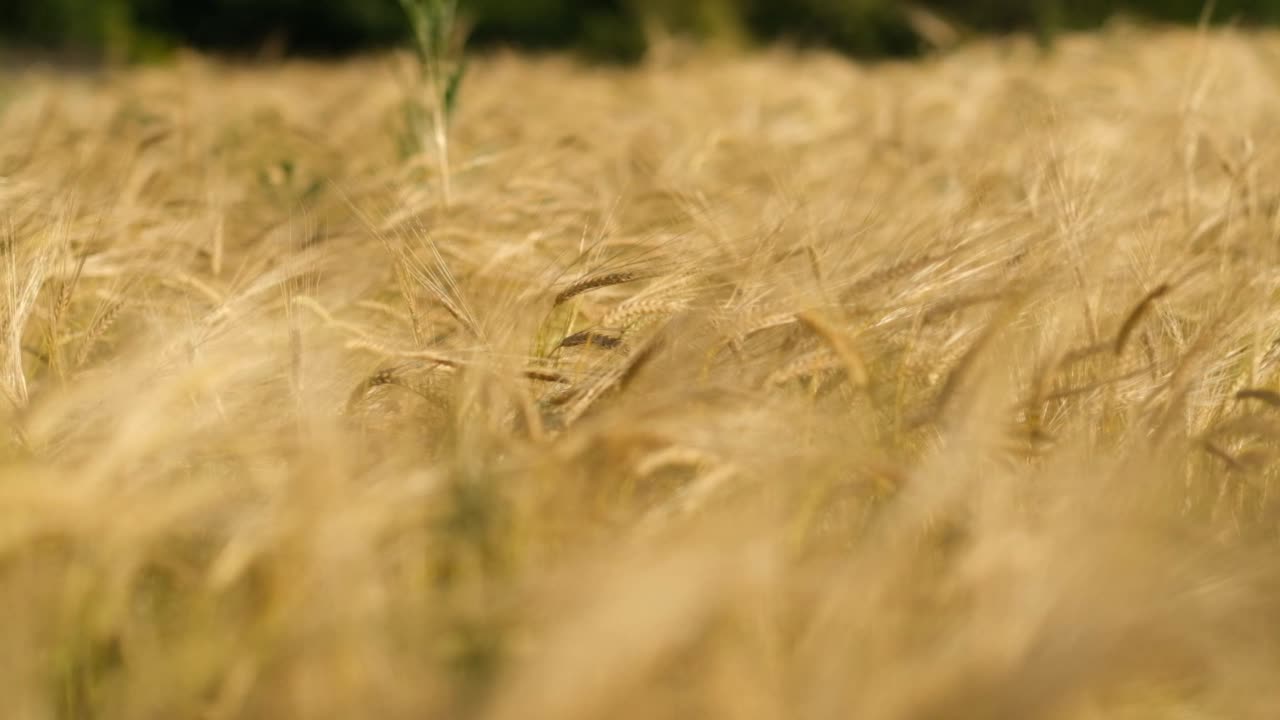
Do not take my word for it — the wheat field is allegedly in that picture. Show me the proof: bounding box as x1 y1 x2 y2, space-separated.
3 26 1280 719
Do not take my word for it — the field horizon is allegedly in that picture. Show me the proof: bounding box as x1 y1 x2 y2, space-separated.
4 26 1280 719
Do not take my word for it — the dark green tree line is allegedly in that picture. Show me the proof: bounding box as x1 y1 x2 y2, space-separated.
1 0 1276 61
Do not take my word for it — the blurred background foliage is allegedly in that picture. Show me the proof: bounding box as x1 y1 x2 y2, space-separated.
3 0 1280 62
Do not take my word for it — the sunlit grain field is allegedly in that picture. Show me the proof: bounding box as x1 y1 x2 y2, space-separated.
4 26 1280 719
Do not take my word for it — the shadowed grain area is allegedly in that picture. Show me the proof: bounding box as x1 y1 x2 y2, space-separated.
4 27 1280 719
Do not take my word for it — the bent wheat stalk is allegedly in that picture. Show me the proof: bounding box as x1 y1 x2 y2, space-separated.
1114 283 1171 355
